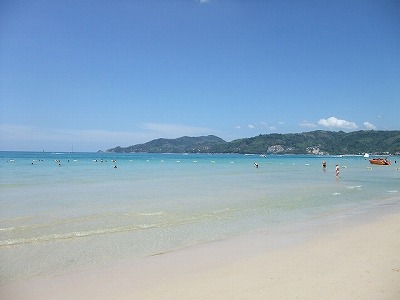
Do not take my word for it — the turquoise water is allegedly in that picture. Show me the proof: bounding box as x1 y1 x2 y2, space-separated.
0 151 399 282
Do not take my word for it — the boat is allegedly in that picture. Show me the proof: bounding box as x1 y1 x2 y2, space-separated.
369 158 391 165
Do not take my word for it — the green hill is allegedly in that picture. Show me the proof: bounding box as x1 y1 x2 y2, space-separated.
106 130 400 155
107 135 227 153
211 130 400 155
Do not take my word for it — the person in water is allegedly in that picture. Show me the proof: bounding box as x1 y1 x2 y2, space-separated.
322 161 327 169
335 164 340 178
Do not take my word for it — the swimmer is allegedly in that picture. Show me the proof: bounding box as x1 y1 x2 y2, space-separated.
254 163 259 168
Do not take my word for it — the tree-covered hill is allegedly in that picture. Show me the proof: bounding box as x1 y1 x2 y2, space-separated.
106 130 400 155
211 130 400 155
107 135 227 153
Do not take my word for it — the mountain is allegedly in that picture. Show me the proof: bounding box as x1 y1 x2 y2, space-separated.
107 135 227 153
210 130 400 155
106 130 400 155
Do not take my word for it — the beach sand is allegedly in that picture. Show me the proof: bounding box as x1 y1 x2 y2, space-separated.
1 211 399 300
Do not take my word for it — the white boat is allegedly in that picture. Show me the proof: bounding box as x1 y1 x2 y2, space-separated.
364 153 370 158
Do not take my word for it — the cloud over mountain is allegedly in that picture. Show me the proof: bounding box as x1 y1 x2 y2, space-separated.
318 117 358 130
363 122 377 130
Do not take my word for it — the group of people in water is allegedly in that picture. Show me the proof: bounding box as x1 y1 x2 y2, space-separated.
253 160 340 178
322 161 340 178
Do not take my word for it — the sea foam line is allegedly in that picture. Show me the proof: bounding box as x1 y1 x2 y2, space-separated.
0 224 158 247
137 211 164 216
0 209 234 247
0 227 16 232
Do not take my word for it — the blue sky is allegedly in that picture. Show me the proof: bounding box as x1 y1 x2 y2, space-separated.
1 0 399 151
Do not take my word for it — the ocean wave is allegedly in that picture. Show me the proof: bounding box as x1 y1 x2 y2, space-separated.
0 227 16 232
0 209 234 247
346 185 362 190
0 214 104 233
137 211 164 216
0 224 158 247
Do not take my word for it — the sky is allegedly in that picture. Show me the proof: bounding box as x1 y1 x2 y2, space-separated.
1 0 399 152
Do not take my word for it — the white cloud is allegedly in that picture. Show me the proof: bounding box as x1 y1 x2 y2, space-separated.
141 123 213 137
300 121 317 128
198 0 210 3
235 125 241 129
0 124 144 151
0 124 38 140
363 121 377 130
1 123 216 152
318 117 358 130
238 122 283 131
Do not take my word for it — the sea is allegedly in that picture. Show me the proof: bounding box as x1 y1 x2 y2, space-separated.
0 151 399 283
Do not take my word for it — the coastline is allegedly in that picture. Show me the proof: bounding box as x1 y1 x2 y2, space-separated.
1 197 399 299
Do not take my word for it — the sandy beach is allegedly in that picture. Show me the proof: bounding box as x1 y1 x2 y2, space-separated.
1 206 399 300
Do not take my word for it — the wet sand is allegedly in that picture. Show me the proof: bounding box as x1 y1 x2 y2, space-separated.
1 208 400 300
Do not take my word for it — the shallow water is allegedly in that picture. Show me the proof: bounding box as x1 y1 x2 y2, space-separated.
0 152 399 282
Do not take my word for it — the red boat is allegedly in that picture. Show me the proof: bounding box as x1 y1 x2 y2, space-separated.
369 158 391 165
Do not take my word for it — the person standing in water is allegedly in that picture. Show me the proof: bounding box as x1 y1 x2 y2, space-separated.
335 164 340 178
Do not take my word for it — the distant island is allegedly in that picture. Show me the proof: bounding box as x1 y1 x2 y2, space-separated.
106 130 400 155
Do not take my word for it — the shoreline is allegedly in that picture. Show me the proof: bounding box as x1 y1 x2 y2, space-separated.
1 197 400 299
